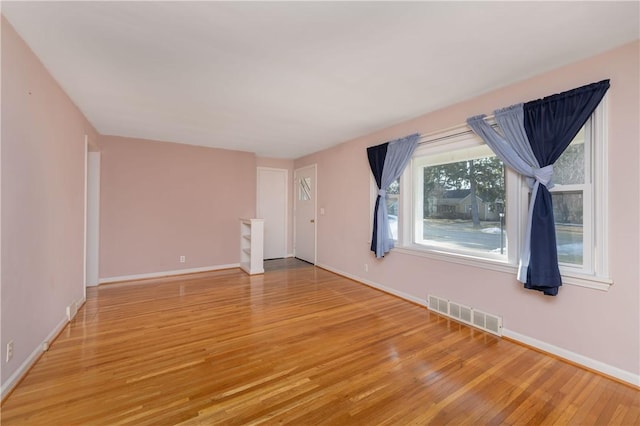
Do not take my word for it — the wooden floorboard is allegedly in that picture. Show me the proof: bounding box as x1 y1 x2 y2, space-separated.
1 265 638 425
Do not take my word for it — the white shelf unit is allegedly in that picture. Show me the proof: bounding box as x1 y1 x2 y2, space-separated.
239 218 264 275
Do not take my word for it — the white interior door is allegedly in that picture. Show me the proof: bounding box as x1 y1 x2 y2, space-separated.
257 167 287 260
294 164 316 264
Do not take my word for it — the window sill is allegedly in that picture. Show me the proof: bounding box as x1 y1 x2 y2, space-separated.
393 245 612 291
559 271 612 291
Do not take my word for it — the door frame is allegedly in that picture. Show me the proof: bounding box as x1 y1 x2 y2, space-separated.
293 164 317 264
83 137 88 298
86 151 100 287
256 166 288 260
84 136 101 289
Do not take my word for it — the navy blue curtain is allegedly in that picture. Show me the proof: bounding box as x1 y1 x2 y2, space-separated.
367 143 388 253
523 79 610 295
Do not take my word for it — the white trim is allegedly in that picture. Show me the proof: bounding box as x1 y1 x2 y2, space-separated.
83 136 88 299
393 246 611 291
315 263 427 307
560 271 612 290
285 253 295 258
1 315 68 401
98 264 240 284
86 152 101 287
418 120 493 146
77 296 87 311
502 328 639 387
395 246 516 274
593 95 609 278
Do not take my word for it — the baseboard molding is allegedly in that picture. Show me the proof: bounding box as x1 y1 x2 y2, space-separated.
315 263 427 307
502 328 639 387
316 263 638 387
1 314 68 401
98 264 241 284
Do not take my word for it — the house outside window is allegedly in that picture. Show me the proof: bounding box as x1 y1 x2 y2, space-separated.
412 136 509 261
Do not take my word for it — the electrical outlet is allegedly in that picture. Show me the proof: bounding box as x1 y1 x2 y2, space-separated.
364 263 369 272
179 255 186 263
6 340 14 363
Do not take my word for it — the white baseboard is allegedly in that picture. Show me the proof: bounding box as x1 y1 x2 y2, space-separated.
71 295 86 321
98 263 240 284
1 293 87 400
502 328 639 387
316 263 638 387
315 263 427 307
1 314 68 401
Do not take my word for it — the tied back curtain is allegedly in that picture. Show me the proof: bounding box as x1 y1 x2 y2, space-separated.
368 133 420 258
468 104 542 286
467 80 610 296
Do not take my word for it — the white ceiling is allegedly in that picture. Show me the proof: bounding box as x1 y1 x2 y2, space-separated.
3 2 639 159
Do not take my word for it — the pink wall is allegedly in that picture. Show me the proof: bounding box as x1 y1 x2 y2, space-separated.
256 157 295 256
99 136 256 279
295 41 640 378
1 18 99 385
2 8 637 391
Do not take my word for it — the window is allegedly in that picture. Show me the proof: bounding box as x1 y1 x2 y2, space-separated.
531 103 608 281
388 100 609 288
299 177 311 201
545 130 588 267
369 178 401 242
413 142 507 260
387 179 399 240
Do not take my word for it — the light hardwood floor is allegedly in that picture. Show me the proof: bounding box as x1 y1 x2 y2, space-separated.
2 263 639 425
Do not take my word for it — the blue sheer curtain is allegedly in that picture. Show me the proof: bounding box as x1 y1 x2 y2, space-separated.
367 133 420 258
467 104 544 285
467 80 609 295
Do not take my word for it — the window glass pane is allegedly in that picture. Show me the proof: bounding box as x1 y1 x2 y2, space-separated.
554 128 585 185
418 147 507 257
299 177 311 201
386 179 399 217
551 127 586 266
387 179 399 240
552 191 583 265
387 179 400 196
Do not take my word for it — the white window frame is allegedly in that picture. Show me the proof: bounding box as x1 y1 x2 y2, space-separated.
408 130 517 263
381 98 610 291
540 97 609 286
